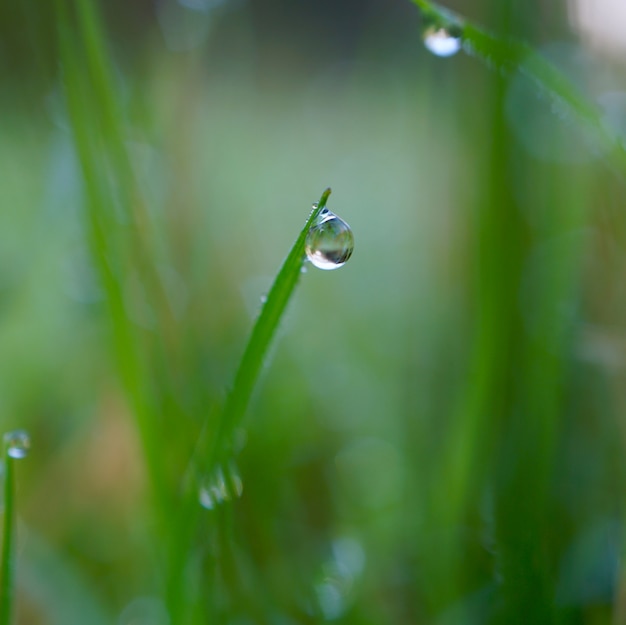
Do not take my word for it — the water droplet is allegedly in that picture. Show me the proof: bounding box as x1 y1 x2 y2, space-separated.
305 208 354 271
332 537 366 578
198 463 243 510
423 25 462 57
3 430 30 459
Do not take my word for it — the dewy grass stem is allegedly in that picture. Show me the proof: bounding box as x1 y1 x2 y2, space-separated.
204 188 332 473
412 0 626 179
0 451 16 625
171 188 333 619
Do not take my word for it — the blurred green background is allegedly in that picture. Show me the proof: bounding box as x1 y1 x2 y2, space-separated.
2 0 626 623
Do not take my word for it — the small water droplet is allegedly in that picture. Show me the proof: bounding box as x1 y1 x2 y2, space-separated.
305 208 354 271
198 463 243 510
3 430 30 459
423 25 462 57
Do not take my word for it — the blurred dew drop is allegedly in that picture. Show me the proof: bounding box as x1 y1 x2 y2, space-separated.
4 430 31 459
423 25 462 57
315 581 345 620
305 207 354 271
314 537 365 621
198 463 243 509
332 537 366 579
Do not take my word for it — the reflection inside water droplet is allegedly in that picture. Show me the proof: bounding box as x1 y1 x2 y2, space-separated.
198 463 243 509
305 208 354 271
3 430 30 459
423 25 462 57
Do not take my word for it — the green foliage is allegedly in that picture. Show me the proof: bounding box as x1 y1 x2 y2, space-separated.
203 189 331 468
2 0 626 623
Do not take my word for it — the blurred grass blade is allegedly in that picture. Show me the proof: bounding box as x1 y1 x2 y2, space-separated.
204 188 332 469
412 0 626 177
54 0 168 505
1 446 17 625
54 0 185 616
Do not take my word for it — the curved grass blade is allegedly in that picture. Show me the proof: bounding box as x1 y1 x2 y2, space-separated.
412 0 626 177
170 189 332 618
0 460 14 625
54 2 189 618
54 0 166 489
182 187 332 493
1 442 19 625
207 187 332 468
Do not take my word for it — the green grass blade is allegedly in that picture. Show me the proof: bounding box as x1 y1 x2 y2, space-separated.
166 188 332 621
54 0 167 506
205 187 332 468
162 188 333 621
413 3 595 613
412 0 626 177
1 450 17 625
54 1 185 615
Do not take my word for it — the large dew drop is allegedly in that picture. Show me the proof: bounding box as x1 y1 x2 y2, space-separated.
423 25 462 57
305 208 354 271
4 430 31 459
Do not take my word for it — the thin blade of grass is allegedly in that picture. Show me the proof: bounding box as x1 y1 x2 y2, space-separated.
413 2 593 615
144 187 333 620
0 449 17 625
199 187 331 473
168 188 332 620
54 1 189 618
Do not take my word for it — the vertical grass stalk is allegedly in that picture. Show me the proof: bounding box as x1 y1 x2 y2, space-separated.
204 188 331 472
167 188 332 620
0 452 16 625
